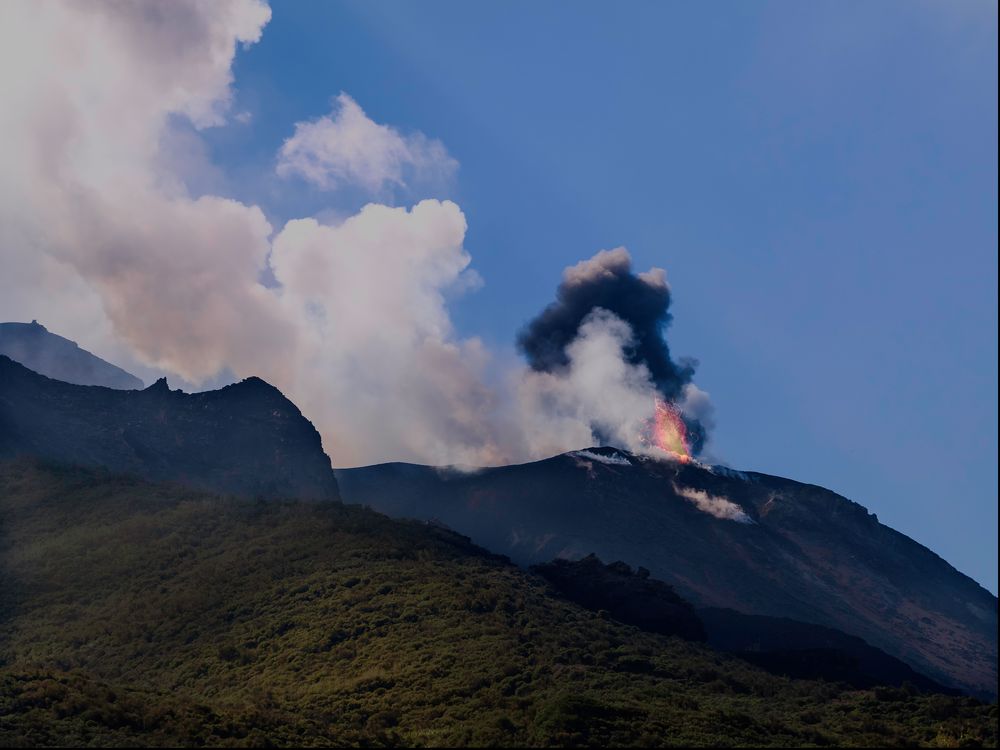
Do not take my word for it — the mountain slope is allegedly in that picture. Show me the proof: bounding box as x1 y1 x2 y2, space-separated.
1 460 995 747
0 321 143 389
0 356 338 500
336 447 998 699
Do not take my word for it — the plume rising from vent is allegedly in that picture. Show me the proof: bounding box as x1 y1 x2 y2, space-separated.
518 248 710 454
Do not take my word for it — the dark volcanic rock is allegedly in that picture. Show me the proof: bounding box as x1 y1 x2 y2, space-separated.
532 554 706 641
0 355 339 500
0 321 143 389
336 446 998 698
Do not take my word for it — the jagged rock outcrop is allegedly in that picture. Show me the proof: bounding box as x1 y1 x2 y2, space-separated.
0 355 338 500
0 321 143 389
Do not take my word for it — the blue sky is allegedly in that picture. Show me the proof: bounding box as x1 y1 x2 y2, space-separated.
3 1 992 593
198 2 998 592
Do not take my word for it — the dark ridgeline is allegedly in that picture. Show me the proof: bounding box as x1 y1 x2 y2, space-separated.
0 355 339 501
0 320 144 390
336 446 998 700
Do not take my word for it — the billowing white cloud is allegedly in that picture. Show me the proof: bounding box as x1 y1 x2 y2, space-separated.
276 93 457 194
270 200 507 467
0 0 285 383
0 1 709 470
0 0 498 466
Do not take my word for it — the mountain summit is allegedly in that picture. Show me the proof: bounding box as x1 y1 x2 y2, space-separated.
0 355 339 500
0 321 143 389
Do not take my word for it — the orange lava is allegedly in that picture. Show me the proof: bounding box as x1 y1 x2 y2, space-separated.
649 398 691 462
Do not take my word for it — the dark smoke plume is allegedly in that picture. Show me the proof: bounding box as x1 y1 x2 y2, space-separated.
517 248 707 453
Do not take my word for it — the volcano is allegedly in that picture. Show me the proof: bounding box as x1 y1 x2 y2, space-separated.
336 446 998 699
0 321 144 390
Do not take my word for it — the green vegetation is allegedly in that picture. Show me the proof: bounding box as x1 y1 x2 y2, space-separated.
0 460 995 747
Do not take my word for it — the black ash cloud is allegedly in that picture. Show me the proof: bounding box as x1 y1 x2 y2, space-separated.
517 248 707 452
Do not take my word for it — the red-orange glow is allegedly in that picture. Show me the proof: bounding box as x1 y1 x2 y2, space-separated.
648 398 691 462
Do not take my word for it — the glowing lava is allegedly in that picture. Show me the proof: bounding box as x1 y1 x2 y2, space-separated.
650 398 691 462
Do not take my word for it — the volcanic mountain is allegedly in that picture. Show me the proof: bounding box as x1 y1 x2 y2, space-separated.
3 460 994 746
0 355 338 500
336 446 998 699
1 330 993 699
0 320 144 389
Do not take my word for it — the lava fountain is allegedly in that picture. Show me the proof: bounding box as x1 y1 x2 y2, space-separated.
648 398 691 462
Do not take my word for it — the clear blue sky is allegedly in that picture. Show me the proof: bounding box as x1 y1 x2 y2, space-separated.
201 1 997 593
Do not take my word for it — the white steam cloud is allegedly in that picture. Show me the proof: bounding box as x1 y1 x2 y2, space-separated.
0 0 287 384
0 1 711 468
672 484 754 523
514 309 664 459
270 201 504 466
